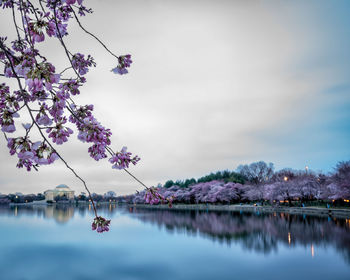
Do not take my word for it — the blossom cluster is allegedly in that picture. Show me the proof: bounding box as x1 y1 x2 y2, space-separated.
144 187 174 207
21 1 74 45
46 117 74 145
111 54 133 75
0 82 21 133
91 216 111 233
72 53 96 75
109 146 140 169
69 104 112 161
7 137 59 171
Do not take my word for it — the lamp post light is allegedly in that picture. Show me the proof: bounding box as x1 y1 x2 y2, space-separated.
305 165 309 174
284 176 288 182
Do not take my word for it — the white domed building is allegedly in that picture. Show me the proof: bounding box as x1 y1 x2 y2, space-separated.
44 184 75 201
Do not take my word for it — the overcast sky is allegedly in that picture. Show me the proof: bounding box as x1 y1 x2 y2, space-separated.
0 0 349 195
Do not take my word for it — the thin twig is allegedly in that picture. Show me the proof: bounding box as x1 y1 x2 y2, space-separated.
19 0 30 44
123 169 149 190
38 0 47 13
12 5 22 41
53 2 81 78
59 66 73 75
71 7 119 60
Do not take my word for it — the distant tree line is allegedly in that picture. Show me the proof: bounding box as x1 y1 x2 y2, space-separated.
54 191 118 203
128 160 350 207
163 170 245 189
0 193 45 204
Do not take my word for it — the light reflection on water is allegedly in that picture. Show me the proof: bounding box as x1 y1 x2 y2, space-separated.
0 204 349 280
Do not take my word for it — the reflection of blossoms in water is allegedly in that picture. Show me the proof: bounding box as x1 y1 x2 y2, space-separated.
131 207 350 260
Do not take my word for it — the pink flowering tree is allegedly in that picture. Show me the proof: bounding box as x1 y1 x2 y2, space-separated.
320 183 343 201
331 161 350 199
243 184 264 203
0 0 164 232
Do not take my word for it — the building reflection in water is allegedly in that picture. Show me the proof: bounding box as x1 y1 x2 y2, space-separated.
44 205 74 223
0 203 119 224
288 232 291 246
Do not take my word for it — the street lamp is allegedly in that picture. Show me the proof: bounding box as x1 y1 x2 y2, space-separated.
305 165 309 174
284 176 288 182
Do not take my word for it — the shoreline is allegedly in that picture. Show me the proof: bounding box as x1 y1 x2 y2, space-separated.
131 203 350 219
4 202 350 219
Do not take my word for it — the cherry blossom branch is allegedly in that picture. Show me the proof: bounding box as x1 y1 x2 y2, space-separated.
27 105 99 218
0 39 99 217
0 0 161 233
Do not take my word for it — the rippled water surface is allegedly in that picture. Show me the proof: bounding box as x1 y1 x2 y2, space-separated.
0 204 349 280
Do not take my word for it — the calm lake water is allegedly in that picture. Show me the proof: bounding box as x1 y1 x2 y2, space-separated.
0 204 349 280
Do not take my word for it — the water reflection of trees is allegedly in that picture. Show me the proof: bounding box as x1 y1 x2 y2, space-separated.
1 204 349 263
131 208 350 261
